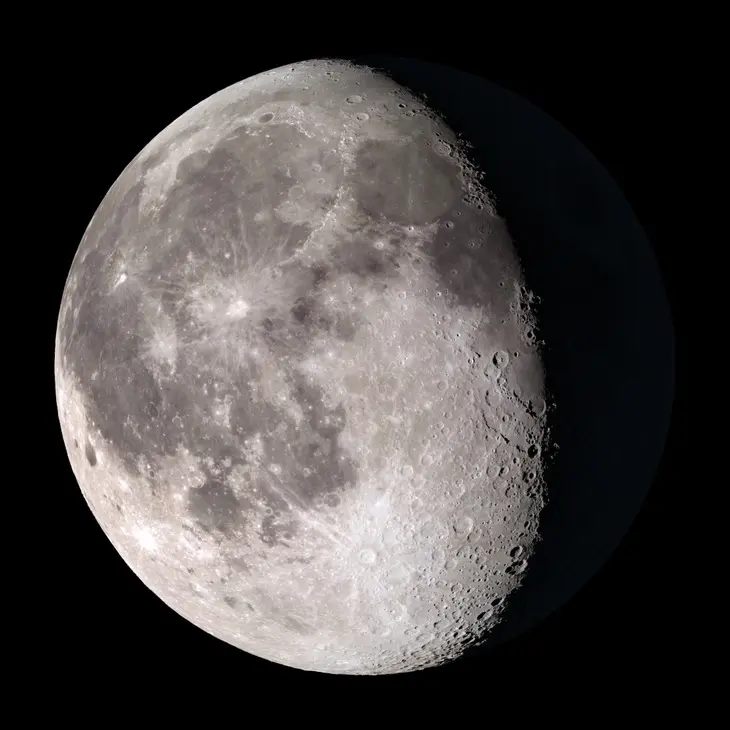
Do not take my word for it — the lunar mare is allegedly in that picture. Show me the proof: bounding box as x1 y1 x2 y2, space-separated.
55 60 549 674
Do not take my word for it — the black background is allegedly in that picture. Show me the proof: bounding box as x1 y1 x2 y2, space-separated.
41 38 682 707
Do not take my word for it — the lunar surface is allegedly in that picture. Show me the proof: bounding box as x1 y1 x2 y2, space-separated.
55 59 550 674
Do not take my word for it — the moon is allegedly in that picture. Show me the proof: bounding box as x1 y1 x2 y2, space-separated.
55 59 550 674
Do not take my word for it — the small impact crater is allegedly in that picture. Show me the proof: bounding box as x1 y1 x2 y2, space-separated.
85 442 97 467
188 479 241 535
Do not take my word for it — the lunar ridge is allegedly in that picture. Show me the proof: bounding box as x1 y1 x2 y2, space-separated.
55 60 549 674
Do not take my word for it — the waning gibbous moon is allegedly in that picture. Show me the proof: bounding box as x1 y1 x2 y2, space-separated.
55 59 552 674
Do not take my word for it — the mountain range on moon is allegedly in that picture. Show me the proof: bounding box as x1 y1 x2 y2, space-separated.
54 56 674 674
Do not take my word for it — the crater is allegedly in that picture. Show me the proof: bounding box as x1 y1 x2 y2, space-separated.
187 478 241 535
281 615 314 634
85 442 97 466
351 138 457 224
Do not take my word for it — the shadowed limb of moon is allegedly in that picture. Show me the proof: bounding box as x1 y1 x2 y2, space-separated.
354 55 674 654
